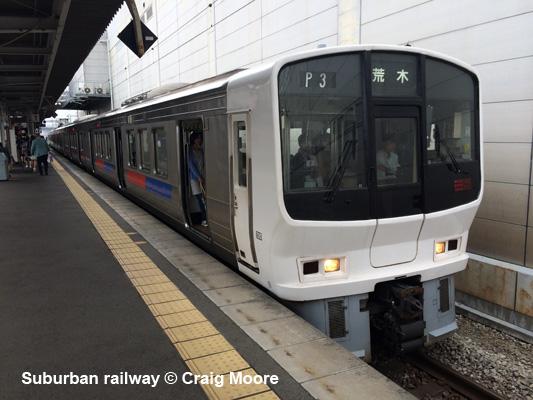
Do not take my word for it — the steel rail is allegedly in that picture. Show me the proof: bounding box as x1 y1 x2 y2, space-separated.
407 352 507 400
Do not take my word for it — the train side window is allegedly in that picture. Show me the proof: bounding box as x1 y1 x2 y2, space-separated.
96 132 102 157
108 131 113 160
139 128 150 172
153 127 168 177
101 133 105 157
70 133 77 150
127 130 137 167
236 121 247 187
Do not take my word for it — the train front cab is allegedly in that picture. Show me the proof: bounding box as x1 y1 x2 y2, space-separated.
229 47 482 361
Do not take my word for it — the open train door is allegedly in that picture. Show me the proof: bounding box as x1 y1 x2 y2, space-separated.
230 113 257 270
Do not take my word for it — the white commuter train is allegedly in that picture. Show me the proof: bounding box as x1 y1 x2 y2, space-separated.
49 45 483 361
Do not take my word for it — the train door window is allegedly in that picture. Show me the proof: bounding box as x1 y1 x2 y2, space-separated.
375 117 418 186
153 127 168 177
105 131 112 160
139 128 151 172
127 130 137 167
80 132 84 154
236 122 247 187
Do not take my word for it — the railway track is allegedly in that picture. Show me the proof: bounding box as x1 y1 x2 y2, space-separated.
406 352 507 400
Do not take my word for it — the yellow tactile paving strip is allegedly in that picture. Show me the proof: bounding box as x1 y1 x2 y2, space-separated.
52 161 280 400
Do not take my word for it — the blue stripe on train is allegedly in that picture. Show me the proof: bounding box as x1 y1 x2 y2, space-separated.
145 177 172 200
104 161 114 173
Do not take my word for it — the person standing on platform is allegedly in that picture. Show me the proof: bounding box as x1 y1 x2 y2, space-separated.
28 135 37 171
0 142 13 174
31 135 51 176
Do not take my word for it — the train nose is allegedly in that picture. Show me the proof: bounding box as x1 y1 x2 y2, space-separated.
370 215 424 267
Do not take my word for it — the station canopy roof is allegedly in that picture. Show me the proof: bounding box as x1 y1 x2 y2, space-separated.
0 0 124 121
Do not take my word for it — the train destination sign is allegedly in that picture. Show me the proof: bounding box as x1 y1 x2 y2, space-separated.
300 71 337 88
279 53 361 96
371 53 418 97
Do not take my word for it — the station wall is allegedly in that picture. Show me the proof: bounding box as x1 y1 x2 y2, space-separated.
106 0 359 107
359 0 533 332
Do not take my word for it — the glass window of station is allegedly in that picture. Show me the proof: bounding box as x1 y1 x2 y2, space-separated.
278 51 480 221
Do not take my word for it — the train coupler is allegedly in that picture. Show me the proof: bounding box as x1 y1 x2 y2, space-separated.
370 279 426 354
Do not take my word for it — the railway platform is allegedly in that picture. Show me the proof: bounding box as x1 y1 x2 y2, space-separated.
0 153 413 400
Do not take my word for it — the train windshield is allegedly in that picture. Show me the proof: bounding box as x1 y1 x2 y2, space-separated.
425 59 476 169
279 54 365 194
278 51 480 221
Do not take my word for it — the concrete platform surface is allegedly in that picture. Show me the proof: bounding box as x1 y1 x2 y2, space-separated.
0 155 413 399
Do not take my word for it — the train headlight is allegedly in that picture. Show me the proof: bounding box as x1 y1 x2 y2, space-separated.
298 256 346 282
434 238 462 261
324 258 340 272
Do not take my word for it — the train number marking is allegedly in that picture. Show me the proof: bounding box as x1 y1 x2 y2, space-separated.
302 71 336 89
305 72 327 88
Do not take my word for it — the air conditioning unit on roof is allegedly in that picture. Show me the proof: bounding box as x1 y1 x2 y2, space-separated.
84 87 93 94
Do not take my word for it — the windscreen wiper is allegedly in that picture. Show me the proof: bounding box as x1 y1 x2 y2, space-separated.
323 140 356 203
434 125 465 174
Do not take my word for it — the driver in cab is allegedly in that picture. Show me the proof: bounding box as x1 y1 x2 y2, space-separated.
376 135 400 180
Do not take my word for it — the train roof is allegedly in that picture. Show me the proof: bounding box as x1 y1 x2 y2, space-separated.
57 44 477 131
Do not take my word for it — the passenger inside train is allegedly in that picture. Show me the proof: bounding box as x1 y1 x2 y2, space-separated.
189 131 208 227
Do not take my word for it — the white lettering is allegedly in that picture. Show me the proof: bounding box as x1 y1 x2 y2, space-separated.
372 67 385 83
396 69 409 83
104 372 159 387
22 372 32 384
22 372 98 385
229 371 279 385
182 372 193 384
305 72 313 87
182 372 224 388
319 73 326 88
